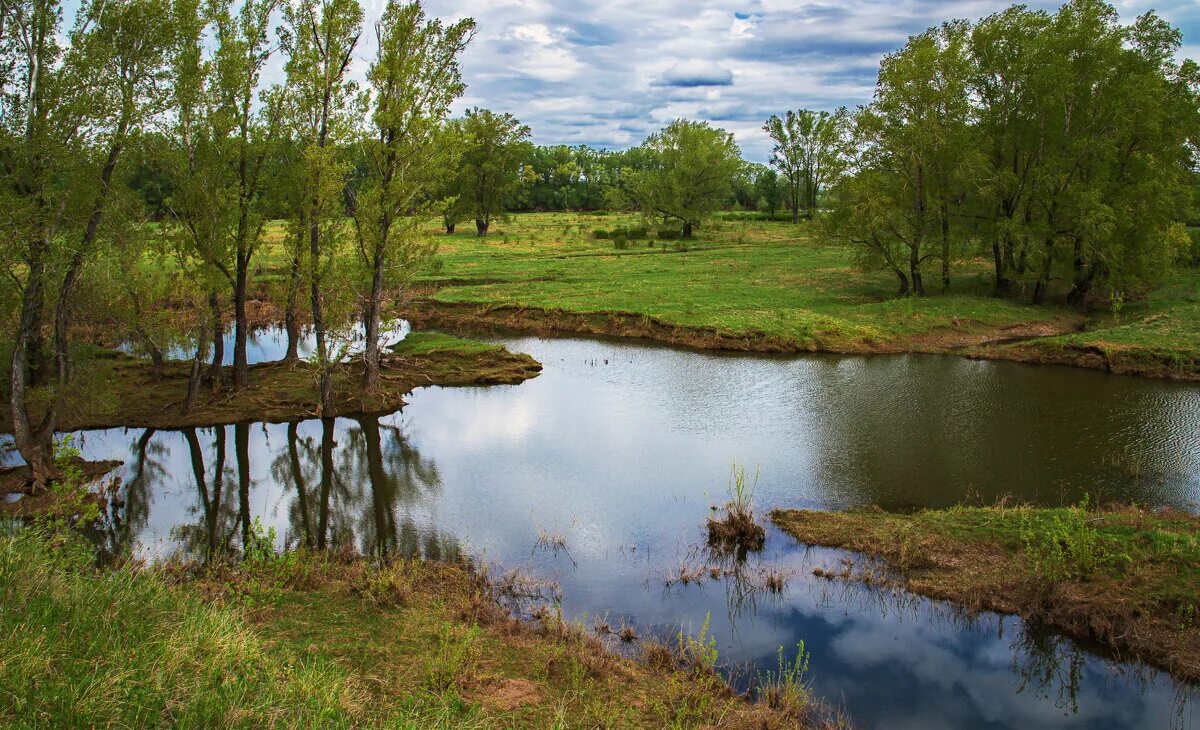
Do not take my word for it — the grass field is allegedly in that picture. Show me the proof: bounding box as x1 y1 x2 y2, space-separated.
356 212 1200 376
0 527 832 728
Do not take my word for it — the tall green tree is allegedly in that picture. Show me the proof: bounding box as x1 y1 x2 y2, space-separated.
351 0 473 391
831 22 976 296
165 0 281 390
1 0 170 485
452 108 532 236
764 108 848 223
630 119 742 238
280 0 363 416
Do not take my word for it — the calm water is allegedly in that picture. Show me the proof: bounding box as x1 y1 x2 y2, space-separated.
19 333 1200 728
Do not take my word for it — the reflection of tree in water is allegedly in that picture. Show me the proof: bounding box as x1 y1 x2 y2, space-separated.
271 416 459 560
272 419 361 553
93 429 166 559
342 416 449 559
1011 622 1086 714
172 427 241 561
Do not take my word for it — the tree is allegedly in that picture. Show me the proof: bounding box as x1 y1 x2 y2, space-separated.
752 167 783 217
629 119 742 238
351 0 473 391
165 0 281 391
830 22 976 296
280 0 363 416
452 108 532 236
1 0 170 486
764 108 848 223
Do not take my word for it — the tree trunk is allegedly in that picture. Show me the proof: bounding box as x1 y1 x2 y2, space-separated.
283 248 302 363
310 215 335 417
894 268 911 296
1032 240 1054 306
445 222 455 234
10 234 56 490
910 245 925 297
232 265 249 389
362 260 385 392
993 238 1015 297
475 218 488 236
940 203 951 294
183 320 209 415
206 291 224 388
1066 237 1093 308
682 221 693 239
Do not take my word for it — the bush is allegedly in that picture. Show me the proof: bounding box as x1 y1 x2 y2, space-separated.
656 227 681 241
612 235 630 250
592 228 611 239
1021 496 1103 582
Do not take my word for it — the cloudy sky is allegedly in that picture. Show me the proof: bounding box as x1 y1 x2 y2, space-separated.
354 0 1198 162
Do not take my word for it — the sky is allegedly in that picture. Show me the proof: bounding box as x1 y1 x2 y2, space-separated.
359 0 1198 162
53 0 1200 162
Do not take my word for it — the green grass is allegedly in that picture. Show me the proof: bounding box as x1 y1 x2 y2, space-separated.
390 332 504 356
413 213 1074 351
0 527 361 727
0 527 808 728
1021 268 1200 372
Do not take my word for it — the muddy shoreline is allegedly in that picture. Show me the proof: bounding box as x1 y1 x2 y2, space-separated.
401 299 1200 380
0 342 542 433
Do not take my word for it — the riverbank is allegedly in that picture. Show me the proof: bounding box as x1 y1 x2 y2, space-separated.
402 212 1200 379
0 527 837 728
771 504 1200 683
0 333 541 433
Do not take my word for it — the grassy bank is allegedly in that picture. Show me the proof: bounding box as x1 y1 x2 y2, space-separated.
384 212 1198 378
771 503 1200 682
0 527 833 728
0 333 540 432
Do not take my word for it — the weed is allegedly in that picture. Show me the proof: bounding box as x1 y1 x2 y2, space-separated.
618 621 639 643
756 641 813 717
676 613 719 673
1020 496 1102 582
425 622 481 692
706 463 766 556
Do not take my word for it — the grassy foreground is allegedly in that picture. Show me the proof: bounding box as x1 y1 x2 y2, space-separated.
386 212 1200 378
0 527 834 728
772 503 1200 682
0 333 540 432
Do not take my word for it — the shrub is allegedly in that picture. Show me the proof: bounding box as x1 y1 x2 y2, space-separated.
1020 496 1102 582
592 228 611 239
756 642 814 717
424 622 481 691
612 235 630 250
656 227 681 241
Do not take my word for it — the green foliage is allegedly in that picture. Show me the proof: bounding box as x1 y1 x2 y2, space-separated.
763 109 849 222
629 119 743 238
676 613 719 673
425 622 481 691
445 108 534 235
756 642 814 716
1020 496 1102 582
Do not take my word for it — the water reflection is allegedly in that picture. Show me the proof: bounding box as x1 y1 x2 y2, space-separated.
48 336 1200 727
